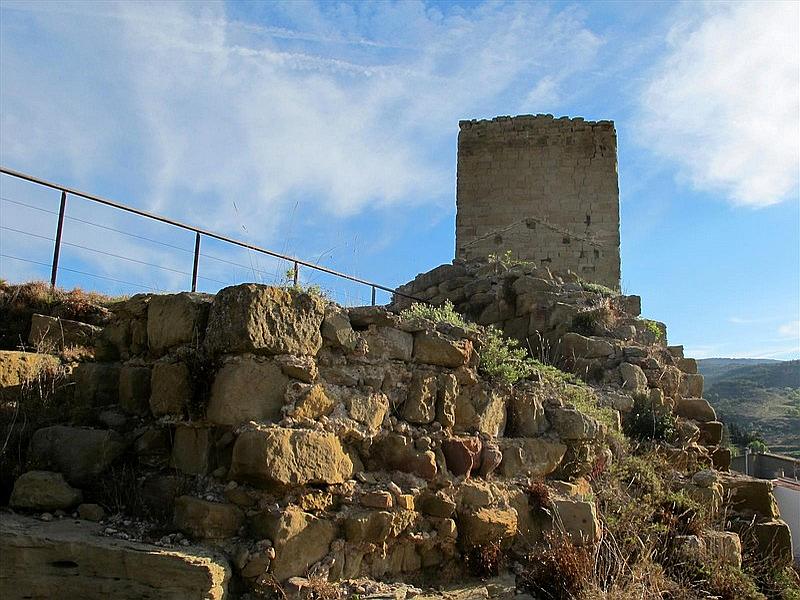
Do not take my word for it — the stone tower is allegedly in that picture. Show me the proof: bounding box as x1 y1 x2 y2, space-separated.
455 115 621 290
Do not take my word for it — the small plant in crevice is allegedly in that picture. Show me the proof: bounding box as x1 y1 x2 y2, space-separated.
527 479 553 513
464 540 505 578
642 319 664 341
623 394 676 442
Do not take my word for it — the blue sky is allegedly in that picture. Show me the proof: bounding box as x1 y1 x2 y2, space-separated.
0 0 798 360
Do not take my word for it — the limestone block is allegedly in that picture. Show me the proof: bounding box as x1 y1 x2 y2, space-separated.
170 425 212 476
134 428 171 469
348 306 400 328
205 284 324 356
498 438 566 478
546 407 601 440
321 304 358 350
363 326 413 361
74 362 120 407
551 498 601 544
619 362 647 393
454 384 507 437
251 506 336 581
697 421 723 445
0 351 60 403
703 531 741 567
361 491 393 509
286 383 335 420
723 478 780 518
0 513 231 600
458 507 518 547
512 276 557 296
118 365 151 415
149 361 191 417
10 471 83 511
28 313 100 350
648 365 681 397
230 428 353 486
403 371 438 424
206 356 288 426
679 373 704 398
347 389 389 432
750 520 793 564
174 496 244 539
147 292 211 354
560 332 613 359
676 398 717 423
369 433 437 481
274 354 318 383
478 441 503 477
413 331 472 368
436 373 459 429
28 426 126 486
418 493 456 518
441 437 482 477
677 358 698 374
342 510 394 543
711 447 732 471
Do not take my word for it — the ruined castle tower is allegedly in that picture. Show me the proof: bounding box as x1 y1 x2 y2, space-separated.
455 115 621 290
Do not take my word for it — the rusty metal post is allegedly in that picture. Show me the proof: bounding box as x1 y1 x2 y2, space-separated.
50 191 67 288
293 261 299 286
371 285 376 306
191 232 201 292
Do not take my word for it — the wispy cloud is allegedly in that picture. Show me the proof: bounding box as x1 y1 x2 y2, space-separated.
778 320 800 338
637 1 799 207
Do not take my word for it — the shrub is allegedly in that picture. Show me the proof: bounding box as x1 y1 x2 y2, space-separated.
519 534 592 600
623 394 676 442
478 326 537 383
642 319 664 340
400 300 475 331
464 541 504 578
527 479 553 512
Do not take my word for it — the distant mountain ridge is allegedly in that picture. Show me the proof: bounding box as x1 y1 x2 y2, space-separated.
698 358 800 457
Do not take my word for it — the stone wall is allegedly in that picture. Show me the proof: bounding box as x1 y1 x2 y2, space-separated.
455 115 621 290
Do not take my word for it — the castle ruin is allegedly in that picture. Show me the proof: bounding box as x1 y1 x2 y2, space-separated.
455 115 621 290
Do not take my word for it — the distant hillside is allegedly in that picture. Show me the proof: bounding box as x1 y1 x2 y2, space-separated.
698 359 800 457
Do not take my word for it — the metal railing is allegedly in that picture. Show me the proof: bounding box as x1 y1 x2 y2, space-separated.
0 166 422 305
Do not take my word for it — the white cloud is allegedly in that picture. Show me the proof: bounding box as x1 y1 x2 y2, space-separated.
778 320 800 338
0 1 602 234
638 1 800 207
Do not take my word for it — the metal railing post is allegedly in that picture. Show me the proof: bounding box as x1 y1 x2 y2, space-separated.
293 261 299 287
371 285 376 306
50 191 67 288
191 232 201 292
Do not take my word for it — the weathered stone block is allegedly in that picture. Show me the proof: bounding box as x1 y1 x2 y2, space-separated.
230 428 353 486
347 389 389 432
413 331 472 367
10 471 82 511
677 358 698 374
28 426 126 486
363 326 413 361
679 373 704 398
29 313 100 350
274 354 318 383
149 361 191 417
205 284 323 356
369 433 437 481
74 362 120 407
251 506 336 582
676 398 716 423
441 437 482 477
170 425 212 476
454 384 507 437
0 513 231 599
403 371 438 424
560 332 613 359
147 293 211 354
507 388 546 437
697 421 723 445
551 498 601 544
619 362 647 393
206 356 288 426
546 407 600 440
321 305 358 350
118 365 151 415
723 478 780 518
498 438 566 478
458 507 518 547
286 383 335 420
174 496 243 539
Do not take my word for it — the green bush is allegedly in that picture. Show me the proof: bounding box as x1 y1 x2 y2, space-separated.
623 394 676 442
400 300 475 331
643 319 664 340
